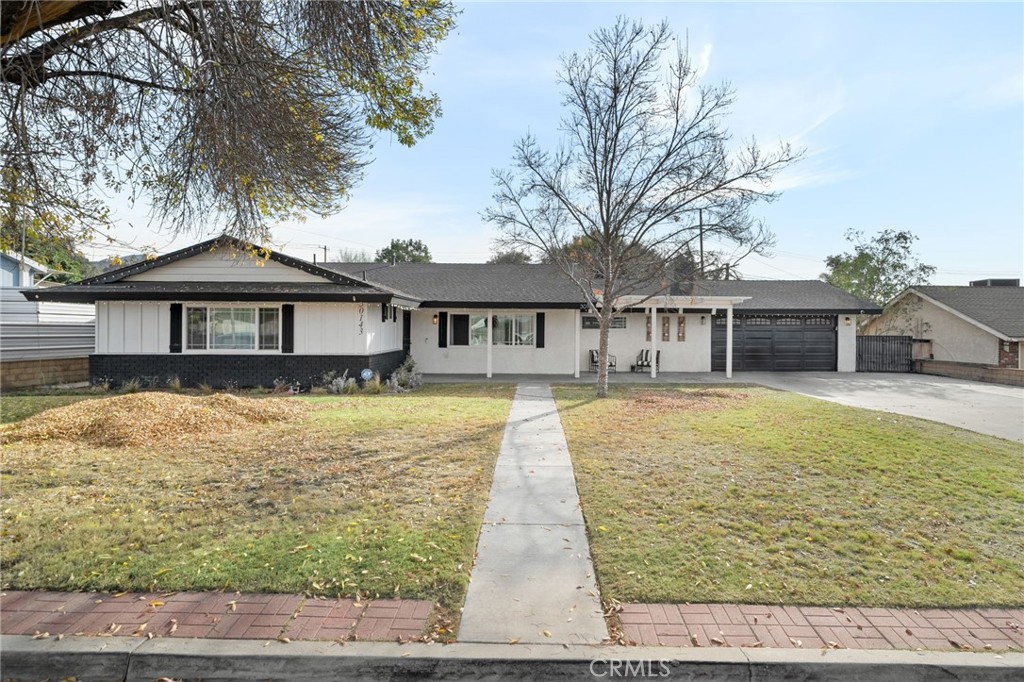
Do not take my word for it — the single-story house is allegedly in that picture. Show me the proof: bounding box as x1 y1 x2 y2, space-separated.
24 237 881 387
863 281 1023 369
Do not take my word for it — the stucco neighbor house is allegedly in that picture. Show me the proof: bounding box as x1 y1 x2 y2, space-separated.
863 281 1024 369
24 237 880 387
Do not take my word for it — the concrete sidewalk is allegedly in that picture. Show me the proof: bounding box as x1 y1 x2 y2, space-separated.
458 383 607 644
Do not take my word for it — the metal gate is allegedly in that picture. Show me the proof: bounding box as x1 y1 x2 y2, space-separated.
856 336 912 372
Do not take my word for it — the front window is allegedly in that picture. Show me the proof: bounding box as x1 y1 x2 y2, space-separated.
186 306 279 351
493 314 534 346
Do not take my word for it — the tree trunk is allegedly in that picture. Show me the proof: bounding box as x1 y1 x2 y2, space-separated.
596 310 611 398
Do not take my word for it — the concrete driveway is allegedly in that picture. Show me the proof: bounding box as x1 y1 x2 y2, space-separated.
738 372 1024 443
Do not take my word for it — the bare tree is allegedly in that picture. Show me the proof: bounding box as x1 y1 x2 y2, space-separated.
485 18 800 396
1 1 456 248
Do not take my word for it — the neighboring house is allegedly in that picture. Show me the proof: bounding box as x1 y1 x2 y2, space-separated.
863 281 1023 369
1 251 96 389
25 237 881 387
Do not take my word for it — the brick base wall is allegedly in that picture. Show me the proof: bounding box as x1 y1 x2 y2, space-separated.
0 357 90 390
998 341 1020 368
89 352 406 389
915 359 1024 387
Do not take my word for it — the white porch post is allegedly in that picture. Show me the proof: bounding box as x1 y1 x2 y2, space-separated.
725 305 734 379
486 309 493 378
650 303 658 379
573 309 581 378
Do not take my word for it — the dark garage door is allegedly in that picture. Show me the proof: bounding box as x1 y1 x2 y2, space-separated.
712 315 837 371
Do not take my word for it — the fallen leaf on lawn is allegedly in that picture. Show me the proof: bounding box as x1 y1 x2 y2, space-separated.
226 600 237 612
148 600 165 608
409 553 428 563
112 592 128 598
745 584 752 590
598 525 609 532
290 544 314 553
508 638 520 645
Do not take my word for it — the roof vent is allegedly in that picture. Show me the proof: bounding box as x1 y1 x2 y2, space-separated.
969 279 1020 287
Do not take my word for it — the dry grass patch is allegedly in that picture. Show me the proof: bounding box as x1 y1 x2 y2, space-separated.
1 385 513 613
555 385 1024 608
1 393 307 447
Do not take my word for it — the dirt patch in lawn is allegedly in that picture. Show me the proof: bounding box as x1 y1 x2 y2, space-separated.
627 388 749 415
0 392 307 447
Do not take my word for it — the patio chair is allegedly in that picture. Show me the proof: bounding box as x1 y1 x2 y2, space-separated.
634 349 661 372
589 349 617 373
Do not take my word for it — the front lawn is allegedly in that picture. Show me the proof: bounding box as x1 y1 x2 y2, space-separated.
1 385 513 611
555 386 1024 607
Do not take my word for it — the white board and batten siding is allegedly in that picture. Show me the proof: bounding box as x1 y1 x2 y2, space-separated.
294 303 402 355
125 251 328 283
95 301 401 355
96 301 171 354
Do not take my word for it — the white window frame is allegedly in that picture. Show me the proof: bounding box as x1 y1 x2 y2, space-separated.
184 303 282 354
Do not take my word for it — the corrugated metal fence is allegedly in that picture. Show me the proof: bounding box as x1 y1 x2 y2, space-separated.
856 335 913 372
1 289 95 361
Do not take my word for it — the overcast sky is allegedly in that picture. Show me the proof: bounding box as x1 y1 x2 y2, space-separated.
91 1 1024 285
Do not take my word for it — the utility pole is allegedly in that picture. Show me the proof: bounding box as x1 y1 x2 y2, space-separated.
322 245 328 262
698 209 705 278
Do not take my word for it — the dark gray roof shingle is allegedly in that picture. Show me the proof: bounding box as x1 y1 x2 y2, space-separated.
691 280 882 313
913 286 1024 338
326 263 587 307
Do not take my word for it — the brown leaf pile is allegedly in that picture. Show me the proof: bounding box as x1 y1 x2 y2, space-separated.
627 389 749 415
1 393 307 447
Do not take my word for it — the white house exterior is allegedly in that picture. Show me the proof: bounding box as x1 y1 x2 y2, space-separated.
26 238 879 387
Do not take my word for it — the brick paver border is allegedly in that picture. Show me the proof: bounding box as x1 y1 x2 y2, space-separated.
0 591 433 643
617 603 1023 651
614 602 1024 651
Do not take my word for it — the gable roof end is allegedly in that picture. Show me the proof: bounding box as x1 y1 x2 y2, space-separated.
79 235 370 288
898 286 1024 340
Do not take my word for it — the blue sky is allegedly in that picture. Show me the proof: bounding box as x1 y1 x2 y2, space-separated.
96 1 1023 284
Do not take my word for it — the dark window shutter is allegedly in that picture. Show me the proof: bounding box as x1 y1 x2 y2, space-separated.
451 314 469 346
536 312 545 348
169 303 182 353
381 303 388 323
281 304 294 354
438 311 448 348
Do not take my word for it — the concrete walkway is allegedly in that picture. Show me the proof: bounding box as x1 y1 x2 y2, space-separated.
458 383 607 644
